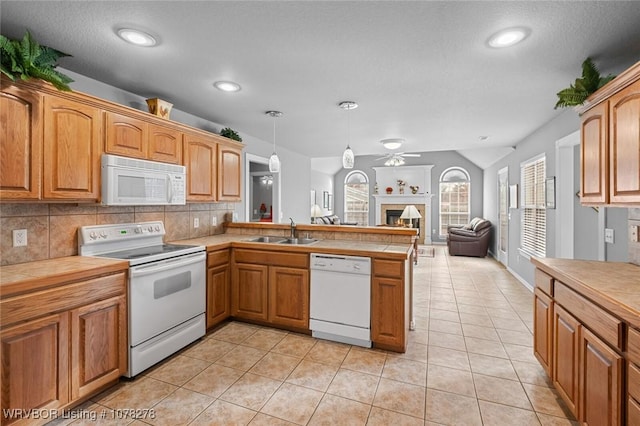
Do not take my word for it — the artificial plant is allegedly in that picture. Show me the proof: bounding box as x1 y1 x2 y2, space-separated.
554 57 615 109
220 127 242 142
0 30 73 91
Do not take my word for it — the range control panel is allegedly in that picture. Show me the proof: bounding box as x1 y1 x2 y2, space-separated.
79 221 165 244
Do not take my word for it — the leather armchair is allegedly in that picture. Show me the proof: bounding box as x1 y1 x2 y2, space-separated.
447 218 492 257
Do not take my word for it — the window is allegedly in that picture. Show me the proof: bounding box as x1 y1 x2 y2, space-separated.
520 154 546 257
439 167 470 235
344 171 369 225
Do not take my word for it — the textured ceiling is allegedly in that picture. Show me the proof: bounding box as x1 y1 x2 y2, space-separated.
3 1 640 169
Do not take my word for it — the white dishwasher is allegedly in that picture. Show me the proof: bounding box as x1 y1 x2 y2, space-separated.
309 253 372 348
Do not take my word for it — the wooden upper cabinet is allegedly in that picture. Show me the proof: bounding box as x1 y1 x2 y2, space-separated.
149 123 182 164
580 101 609 204
580 62 640 206
217 144 242 201
183 133 217 201
609 79 640 204
0 84 42 200
43 95 101 200
105 111 148 159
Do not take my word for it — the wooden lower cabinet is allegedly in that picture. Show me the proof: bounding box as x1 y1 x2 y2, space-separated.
1 313 70 424
232 263 269 322
553 303 580 417
70 295 127 400
207 263 231 328
580 327 623 425
371 258 408 352
268 266 309 329
533 287 553 374
0 271 127 425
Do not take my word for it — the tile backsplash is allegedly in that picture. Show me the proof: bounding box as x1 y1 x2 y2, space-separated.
0 202 233 266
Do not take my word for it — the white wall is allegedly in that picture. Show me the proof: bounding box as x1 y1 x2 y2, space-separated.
62 68 312 224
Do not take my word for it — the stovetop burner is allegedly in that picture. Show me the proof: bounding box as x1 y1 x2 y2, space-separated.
98 244 202 261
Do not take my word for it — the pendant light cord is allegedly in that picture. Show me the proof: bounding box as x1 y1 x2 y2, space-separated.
272 118 276 152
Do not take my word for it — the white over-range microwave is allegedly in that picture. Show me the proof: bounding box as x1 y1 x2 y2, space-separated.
101 154 186 206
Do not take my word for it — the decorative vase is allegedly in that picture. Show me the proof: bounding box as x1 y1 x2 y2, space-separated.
386 187 393 194
410 185 419 194
146 98 173 120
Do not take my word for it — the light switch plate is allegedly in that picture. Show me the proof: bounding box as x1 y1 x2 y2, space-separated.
605 228 614 244
211 216 217 226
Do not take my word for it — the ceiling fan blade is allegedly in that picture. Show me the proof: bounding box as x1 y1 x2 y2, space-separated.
375 155 390 160
401 153 421 157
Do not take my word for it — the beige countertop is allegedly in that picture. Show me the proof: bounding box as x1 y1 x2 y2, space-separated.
0 234 412 300
1 256 128 298
171 234 413 259
531 257 640 328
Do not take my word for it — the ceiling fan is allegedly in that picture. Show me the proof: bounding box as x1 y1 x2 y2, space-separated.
376 152 421 166
376 139 420 166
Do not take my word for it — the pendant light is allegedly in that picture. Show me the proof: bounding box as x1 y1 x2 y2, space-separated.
266 111 283 173
339 101 358 169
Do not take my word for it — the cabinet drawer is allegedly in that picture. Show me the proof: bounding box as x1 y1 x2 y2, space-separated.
535 269 553 296
208 249 230 267
233 249 308 268
1 273 126 326
373 259 403 278
629 362 640 402
629 327 640 365
554 281 622 349
629 396 640 426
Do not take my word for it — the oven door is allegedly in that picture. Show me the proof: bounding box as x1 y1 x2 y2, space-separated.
129 251 206 346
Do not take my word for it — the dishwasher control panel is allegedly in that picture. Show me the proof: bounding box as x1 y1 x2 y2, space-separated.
310 253 371 275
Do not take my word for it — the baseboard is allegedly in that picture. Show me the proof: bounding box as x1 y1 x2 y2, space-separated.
507 266 534 293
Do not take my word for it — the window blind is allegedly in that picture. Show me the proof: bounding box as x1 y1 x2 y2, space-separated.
521 156 546 257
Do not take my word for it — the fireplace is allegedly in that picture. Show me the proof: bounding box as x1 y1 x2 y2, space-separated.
385 209 421 230
380 203 427 244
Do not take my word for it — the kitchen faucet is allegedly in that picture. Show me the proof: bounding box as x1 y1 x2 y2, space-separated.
289 217 296 239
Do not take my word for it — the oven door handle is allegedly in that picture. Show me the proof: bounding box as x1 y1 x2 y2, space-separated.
129 252 205 277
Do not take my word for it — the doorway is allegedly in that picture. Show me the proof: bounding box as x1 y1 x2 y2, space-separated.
497 167 509 266
245 153 281 223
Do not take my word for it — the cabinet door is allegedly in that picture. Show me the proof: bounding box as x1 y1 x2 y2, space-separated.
533 287 553 374
70 295 127 400
0 86 42 199
105 111 148 159
581 101 609 204
217 144 242 201
232 263 269 321
149 123 182 164
609 79 640 204
42 95 101 200
1 313 69 422
553 304 580 418
580 327 623 426
183 133 217 201
207 264 230 328
268 266 309 329
371 276 405 351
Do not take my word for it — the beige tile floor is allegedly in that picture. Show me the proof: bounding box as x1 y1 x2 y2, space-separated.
53 247 577 425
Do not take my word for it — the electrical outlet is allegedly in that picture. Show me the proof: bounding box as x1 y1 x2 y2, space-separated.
12 229 27 247
211 216 217 226
605 228 614 244
193 217 199 228
630 225 639 243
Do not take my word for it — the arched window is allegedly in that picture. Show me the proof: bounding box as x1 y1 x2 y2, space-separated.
439 167 470 235
344 170 369 225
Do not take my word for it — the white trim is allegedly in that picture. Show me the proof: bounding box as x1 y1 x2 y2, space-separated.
555 131 579 259
507 266 534 293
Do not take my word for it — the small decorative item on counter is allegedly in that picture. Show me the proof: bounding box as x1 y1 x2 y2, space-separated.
397 179 406 194
386 186 393 194
259 203 267 215
220 127 242 142
374 182 379 194
146 98 173 119
410 185 419 194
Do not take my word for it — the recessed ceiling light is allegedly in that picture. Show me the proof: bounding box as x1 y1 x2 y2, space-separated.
117 28 157 47
487 27 530 48
479 135 489 141
381 138 404 150
213 81 242 92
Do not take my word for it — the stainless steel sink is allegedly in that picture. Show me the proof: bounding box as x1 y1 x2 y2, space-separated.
277 238 318 245
247 236 287 243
